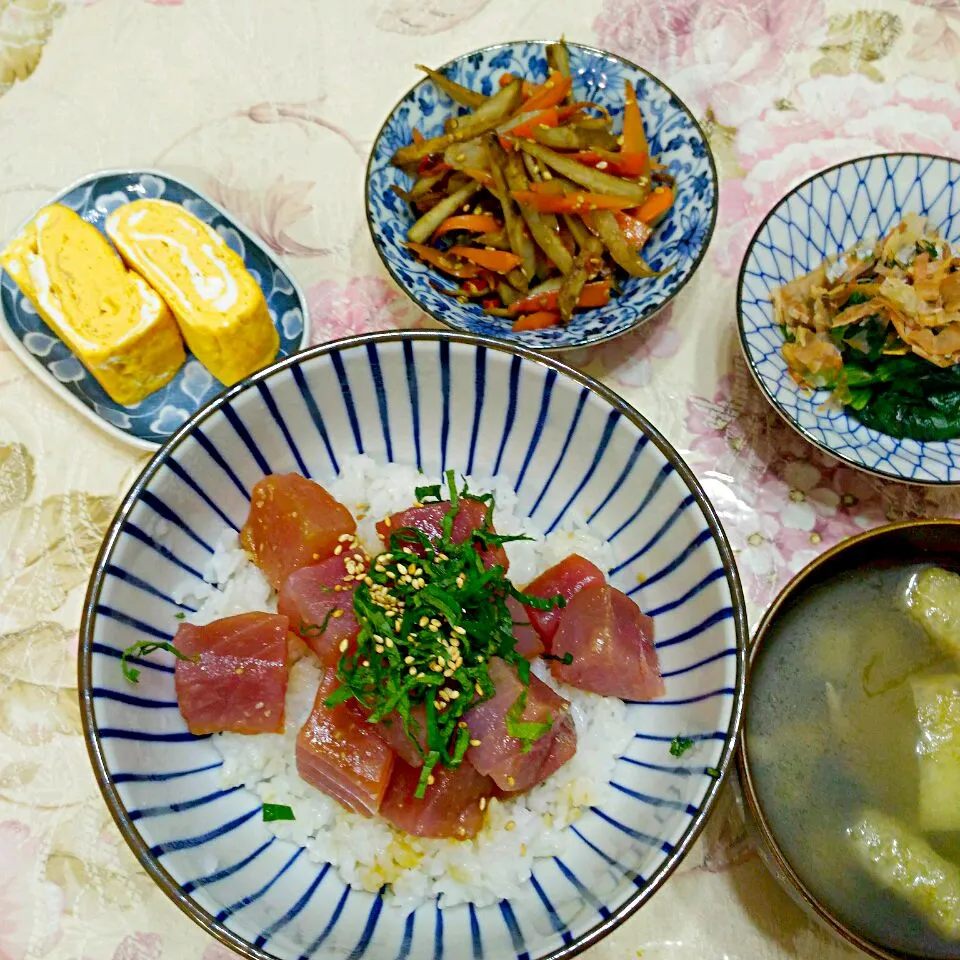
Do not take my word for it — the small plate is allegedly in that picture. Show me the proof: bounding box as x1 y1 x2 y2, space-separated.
366 40 718 352
0 169 309 450
737 153 960 485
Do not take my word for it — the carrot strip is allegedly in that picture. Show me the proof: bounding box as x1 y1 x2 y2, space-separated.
614 211 653 250
504 106 560 140
508 279 611 316
635 185 674 224
448 246 524 273
432 214 502 239
573 149 648 178
411 128 426 145
406 242 480 278
622 80 649 156
462 167 495 189
521 72 573 113
510 189 641 214
512 310 561 331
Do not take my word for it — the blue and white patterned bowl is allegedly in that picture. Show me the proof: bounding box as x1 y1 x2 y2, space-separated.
79 332 746 960
738 153 960 485
0 169 308 450
366 41 718 352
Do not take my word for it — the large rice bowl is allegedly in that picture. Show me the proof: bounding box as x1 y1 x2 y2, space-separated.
81 333 745 960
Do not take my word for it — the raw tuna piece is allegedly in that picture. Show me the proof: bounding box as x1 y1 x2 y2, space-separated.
521 554 604 643
465 657 576 792
376 498 508 571
551 582 664 700
296 668 394 816
375 705 428 768
380 758 494 839
174 612 289 735
506 596 544 659
241 473 356 588
277 548 366 666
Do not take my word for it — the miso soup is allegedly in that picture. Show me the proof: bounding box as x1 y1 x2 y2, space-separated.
746 564 960 958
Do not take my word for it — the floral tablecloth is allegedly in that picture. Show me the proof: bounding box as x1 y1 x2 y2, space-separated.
1 0 958 957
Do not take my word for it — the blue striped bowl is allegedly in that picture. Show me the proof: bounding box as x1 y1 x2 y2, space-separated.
738 153 960 484
79 332 746 960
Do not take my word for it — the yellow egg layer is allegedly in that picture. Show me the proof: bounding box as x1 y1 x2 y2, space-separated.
0 204 186 406
106 199 279 386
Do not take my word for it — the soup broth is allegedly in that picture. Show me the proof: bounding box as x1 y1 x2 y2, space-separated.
747 564 960 958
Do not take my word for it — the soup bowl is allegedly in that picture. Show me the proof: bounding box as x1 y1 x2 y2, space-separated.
80 331 746 960
738 519 960 960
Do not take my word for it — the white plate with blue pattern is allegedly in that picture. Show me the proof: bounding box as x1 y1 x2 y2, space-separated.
80 332 746 960
0 169 309 450
366 41 718 352
738 153 960 485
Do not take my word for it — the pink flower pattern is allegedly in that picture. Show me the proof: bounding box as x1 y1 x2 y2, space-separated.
306 276 428 345
574 305 681 390
197 174 328 259
0 820 63 960
909 0 960 60
112 934 163 960
711 73 960 276
593 0 826 125
684 362 888 609
201 944 239 960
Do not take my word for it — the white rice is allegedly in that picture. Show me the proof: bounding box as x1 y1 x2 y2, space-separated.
177 454 633 908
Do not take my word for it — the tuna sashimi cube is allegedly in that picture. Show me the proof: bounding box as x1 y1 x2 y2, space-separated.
278 548 366 666
375 705 428 768
295 669 395 817
465 658 576 792
551 582 664 701
174 612 289 735
520 554 605 643
376 498 508 571
241 473 356 588
380 758 494 840
506 596 544 659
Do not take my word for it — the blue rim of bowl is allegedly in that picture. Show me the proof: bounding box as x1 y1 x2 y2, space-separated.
0 166 311 452
737 517 960 960
735 151 960 487
78 330 748 960
364 40 719 354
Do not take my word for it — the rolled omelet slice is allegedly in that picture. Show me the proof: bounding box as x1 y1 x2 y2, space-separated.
105 199 279 386
0 204 186 406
